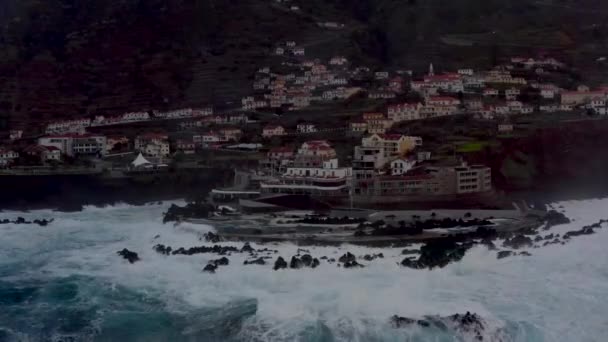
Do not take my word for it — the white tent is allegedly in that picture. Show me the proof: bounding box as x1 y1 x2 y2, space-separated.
131 153 152 167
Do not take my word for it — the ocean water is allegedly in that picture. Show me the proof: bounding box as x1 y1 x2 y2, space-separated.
1 199 608 341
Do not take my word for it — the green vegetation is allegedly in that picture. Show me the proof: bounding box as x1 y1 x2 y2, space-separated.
455 141 488 153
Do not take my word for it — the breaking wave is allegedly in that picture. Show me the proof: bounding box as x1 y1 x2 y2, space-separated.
1 199 608 341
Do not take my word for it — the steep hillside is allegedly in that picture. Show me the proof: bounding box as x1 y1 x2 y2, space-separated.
1 0 607 130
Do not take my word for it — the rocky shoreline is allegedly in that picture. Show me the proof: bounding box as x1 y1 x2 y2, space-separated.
113 208 608 273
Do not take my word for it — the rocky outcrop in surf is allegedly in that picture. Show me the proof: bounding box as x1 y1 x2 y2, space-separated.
117 248 140 263
163 202 214 223
0 218 54 226
391 312 493 341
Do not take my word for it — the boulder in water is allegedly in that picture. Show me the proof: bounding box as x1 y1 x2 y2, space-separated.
343 260 364 268
203 232 222 243
203 263 217 273
212 257 230 266
244 257 266 265
290 256 303 269
338 252 356 264
496 250 513 259
300 254 313 267
241 243 254 253
503 234 533 249
117 248 140 263
273 257 288 270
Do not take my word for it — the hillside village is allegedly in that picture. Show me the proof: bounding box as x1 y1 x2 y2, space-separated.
1 40 608 204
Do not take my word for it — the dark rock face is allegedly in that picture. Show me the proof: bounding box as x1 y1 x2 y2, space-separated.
401 249 420 255
497 250 513 259
273 257 288 270
343 260 364 268
117 249 140 263
290 256 304 269
153 244 173 255
203 264 217 273
338 252 356 264
564 227 595 239
300 254 313 267
244 257 266 265
503 235 533 249
544 210 571 228
391 312 486 340
519 251 532 256
400 238 471 270
311 258 320 268
171 245 239 256
362 253 384 261
203 232 222 243
163 202 214 223
211 257 230 266
0 218 54 226
241 243 254 253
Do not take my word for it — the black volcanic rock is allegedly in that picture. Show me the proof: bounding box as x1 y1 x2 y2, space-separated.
338 252 356 264
244 257 266 265
300 254 313 267
544 210 571 228
400 238 471 270
273 257 288 270
241 243 254 253
497 250 513 259
211 257 230 266
203 264 217 273
290 256 304 269
117 249 140 263
203 232 222 243
343 260 364 268
503 235 533 249
163 202 214 223
564 227 595 239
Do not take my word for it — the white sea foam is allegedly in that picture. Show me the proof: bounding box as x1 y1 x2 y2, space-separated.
2 199 608 341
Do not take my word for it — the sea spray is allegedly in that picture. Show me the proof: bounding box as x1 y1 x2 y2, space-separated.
0 200 608 340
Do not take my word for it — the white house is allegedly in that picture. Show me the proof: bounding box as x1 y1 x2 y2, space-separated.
0 148 18 167
505 88 520 100
390 158 416 175
457 69 474 76
284 158 352 179
293 47 305 56
262 125 286 138
387 103 422 122
38 135 74 156
135 133 170 157
374 71 389 80
72 135 107 156
329 56 348 66
9 130 22 141
46 119 91 134
297 140 336 159
122 112 150 122
297 123 317 134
